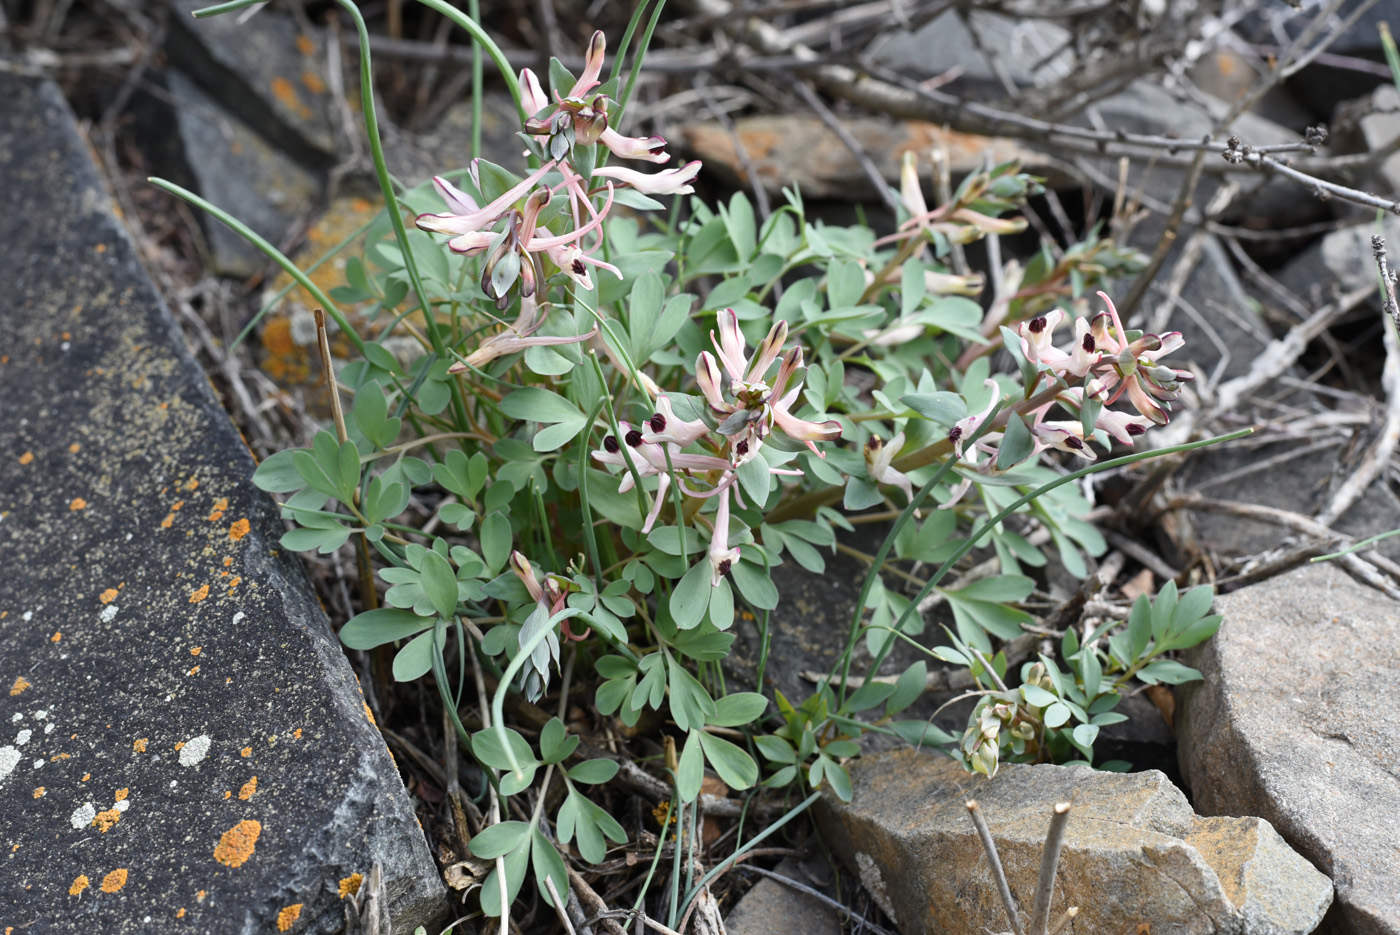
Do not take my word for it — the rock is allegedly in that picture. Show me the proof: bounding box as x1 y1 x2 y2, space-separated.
1237 4 1396 117
817 749 1332 935
165 0 339 167
0 73 445 932
1347 84 1400 196
868 9 1071 93
383 93 531 185
678 115 1054 201
1273 212 1400 305
725 858 842 935
1178 562 1400 935
157 69 323 278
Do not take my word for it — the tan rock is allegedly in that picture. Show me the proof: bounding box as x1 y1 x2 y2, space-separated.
818 749 1331 935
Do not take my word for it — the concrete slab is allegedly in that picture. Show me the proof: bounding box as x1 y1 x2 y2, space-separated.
0 75 445 933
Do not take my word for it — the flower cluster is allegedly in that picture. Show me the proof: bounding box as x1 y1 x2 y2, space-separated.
938 292 1192 500
593 309 841 586
416 30 701 311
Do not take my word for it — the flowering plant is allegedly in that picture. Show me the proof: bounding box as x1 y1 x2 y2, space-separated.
157 2 1235 922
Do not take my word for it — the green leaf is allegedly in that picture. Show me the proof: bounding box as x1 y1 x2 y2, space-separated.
1172 585 1215 631
709 692 768 727
676 730 704 802
1128 593 1152 657
890 719 956 747
709 576 735 631
1081 646 1103 700
1043 702 1072 728
567 759 619 784
736 454 773 510
479 833 530 917
1151 580 1179 642
730 559 779 610
392 629 437 681
253 449 305 492
886 661 927 716
479 511 511 576
996 412 1035 470
539 718 579 764
1136 660 1204 685
843 476 885 511
823 760 853 802
756 735 795 764
698 731 759 790
900 392 964 426
646 524 704 556
339 608 433 650
473 726 537 772
843 681 897 713
1021 683 1058 708
469 820 531 860
669 560 712 630
419 548 459 619
499 387 586 451
532 828 569 907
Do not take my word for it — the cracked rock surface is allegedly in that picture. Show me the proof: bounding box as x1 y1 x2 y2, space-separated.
817 749 1331 935
1179 562 1400 935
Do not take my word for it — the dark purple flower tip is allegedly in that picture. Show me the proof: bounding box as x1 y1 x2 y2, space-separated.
1065 436 1085 450
736 440 749 456
865 436 881 451
648 413 666 433
717 558 733 576
603 435 620 453
949 427 963 443
1082 334 1096 352
1127 423 1147 436
624 429 644 447
1028 317 1048 334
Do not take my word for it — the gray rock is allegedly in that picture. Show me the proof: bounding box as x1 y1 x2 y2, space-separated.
0 74 445 933
818 749 1332 935
1273 213 1400 305
868 9 1071 93
163 69 322 278
384 93 532 187
1179 562 1400 935
166 0 338 167
725 858 842 935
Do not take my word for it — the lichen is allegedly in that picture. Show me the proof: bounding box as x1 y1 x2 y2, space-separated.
213 819 261 867
275 903 303 931
69 875 88 896
100 868 127 893
338 873 363 898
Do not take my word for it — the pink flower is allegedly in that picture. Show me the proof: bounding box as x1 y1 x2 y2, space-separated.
864 432 914 502
447 294 597 371
415 163 558 249
1017 309 1101 378
707 485 741 587
641 394 710 447
949 379 1002 458
591 424 730 532
598 128 670 164
1083 291 1194 424
591 161 701 196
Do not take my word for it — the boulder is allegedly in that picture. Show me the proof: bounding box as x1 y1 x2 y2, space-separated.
725 858 842 935
1179 562 1400 935
0 72 445 932
818 749 1332 935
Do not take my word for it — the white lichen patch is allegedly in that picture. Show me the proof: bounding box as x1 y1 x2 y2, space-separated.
855 852 897 924
115 799 130 813
69 802 96 829
99 604 118 623
0 745 20 784
34 710 47 719
10 713 21 723
232 611 245 626
15 729 32 746
178 734 211 767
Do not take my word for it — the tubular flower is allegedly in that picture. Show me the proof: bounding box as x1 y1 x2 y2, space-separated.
864 432 914 503
1017 309 1102 379
1082 291 1194 424
696 309 841 464
707 484 741 587
640 395 709 447
508 551 575 701
591 425 730 533
948 380 1002 458
415 163 558 249
447 294 597 371
591 161 702 196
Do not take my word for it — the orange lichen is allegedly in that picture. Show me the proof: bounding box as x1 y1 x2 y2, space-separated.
197 890 206 901
222 556 233 567
184 479 199 492
213 819 261 867
228 577 242 589
50 753 71 761
92 808 121 832
229 518 250 541
362 701 376 725
10 676 30 695
187 666 200 677
69 497 87 511
189 585 209 604
338 873 363 898
94 243 107 254
160 513 175 529
293 729 302 740
50 632 61 642
69 875 89 895
223 791 231 799
295 34 314 55
207 498 228 521
115 788 128 801
100 869 127 893
191 646 202 656
276 903 303 931
18 451 32 465
32 787 44 798
68 443 80 453
301 70 326 94
99 588 118 604
174 741 185 751
176 908 186 918
82 773 90 781
133 738 148 753
238 776 258 801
